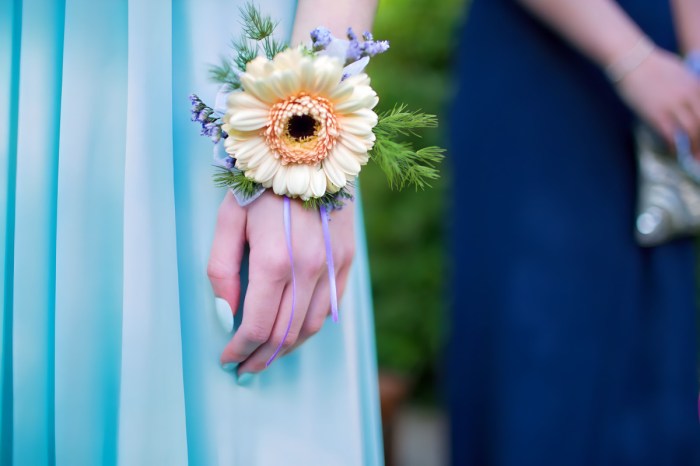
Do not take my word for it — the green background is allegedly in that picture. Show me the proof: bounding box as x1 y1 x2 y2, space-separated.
361 0 467 401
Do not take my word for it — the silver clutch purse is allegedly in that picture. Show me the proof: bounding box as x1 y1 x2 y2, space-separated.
635 128 700 246
635 53 700 247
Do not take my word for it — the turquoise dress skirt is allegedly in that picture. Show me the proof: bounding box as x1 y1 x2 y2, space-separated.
0 0 383 464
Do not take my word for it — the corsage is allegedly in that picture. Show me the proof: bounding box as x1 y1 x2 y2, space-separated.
190 4 444 365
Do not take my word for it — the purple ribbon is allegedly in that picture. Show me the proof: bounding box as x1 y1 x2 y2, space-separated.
266 199 340 367
266 197 296 367
320 205 339 322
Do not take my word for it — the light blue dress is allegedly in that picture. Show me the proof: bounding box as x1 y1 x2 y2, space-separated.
0 0 383 464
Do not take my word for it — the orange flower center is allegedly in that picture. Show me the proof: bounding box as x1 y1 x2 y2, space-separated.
265 93 339 165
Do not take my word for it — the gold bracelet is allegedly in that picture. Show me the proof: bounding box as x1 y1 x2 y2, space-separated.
605 36 656 83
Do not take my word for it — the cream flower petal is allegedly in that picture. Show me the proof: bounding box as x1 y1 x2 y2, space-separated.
339 109 378 137
339 132 371 154
268 70 301 99
313 57 344 94
285 164 313 197
272 164 289 195
240 74 279 104
330 144 362 176
335 86 379 113
228 135 266 160
246 56 273 78
227 108 270 131
234 143 272 172
308 167 327 198
246 153 279 184
272 48 299 69
327 81 354 103
322 154 347 188
227 91 269 111
298 57 316 90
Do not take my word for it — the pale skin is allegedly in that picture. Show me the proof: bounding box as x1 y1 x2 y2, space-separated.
517 0 700 154
208 0 378 377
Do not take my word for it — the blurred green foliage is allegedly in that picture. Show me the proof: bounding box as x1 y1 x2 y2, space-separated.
360 0 467 395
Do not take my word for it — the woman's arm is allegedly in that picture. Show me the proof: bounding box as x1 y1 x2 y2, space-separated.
291 0 377 45
211 0 378 378
517 0 644 69
672 0 700 54
516 0 700 153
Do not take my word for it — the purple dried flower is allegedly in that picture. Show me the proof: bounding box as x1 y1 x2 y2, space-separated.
361 40 390 57
224 156 235 170
346 37 363 63
343 28 390 64
210 127 222 144
310 27 332 51
197 108 213 122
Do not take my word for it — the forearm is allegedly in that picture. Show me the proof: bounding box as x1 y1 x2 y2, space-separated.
516 0 647 69
290 0 378 45
671 0 700 54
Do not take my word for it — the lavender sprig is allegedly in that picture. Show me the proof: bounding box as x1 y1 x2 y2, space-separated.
189 94 225 143
310 27 332 51
345 27 390 64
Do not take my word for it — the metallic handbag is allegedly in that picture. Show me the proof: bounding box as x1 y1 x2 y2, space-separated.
635 53 700 247
635 127 700 246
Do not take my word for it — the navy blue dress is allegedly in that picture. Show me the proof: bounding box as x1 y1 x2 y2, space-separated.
448 1 700 465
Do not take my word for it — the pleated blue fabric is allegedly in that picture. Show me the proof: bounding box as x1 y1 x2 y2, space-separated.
0 1 384 464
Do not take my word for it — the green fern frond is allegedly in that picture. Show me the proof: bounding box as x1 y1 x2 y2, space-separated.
232 37 258 71
370 106 445 190
374 104 439 138
302 188 354 210
262 36 288 60
212 167 262 199
239 2 276 41
209 60 242 88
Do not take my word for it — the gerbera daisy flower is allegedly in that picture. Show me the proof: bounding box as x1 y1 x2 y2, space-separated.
221 47 379 200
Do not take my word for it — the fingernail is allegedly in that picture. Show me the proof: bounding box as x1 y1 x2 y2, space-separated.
215 297 234 333
221 362 237 372
236 372 254 386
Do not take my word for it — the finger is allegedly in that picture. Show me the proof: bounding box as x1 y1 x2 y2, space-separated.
219 276 285 365
208 192 247 318
237 271 317 374
673 105 700 152
687 92 700 155
285 264 351 355
653 112 677 148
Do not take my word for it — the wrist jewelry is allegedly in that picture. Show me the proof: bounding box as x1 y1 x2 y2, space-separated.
605 36 656 83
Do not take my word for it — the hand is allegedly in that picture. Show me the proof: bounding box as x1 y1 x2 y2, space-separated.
207 190 356 377
615 48 700 155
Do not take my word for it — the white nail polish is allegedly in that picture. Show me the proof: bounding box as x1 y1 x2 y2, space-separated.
215 297 234 333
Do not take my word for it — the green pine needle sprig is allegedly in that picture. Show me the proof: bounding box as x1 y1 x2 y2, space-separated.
370 105 445 190
302 187 354 210
209 60 242 90
262 35 288 60
232 36 259 71
239 2 276 41
213 166 262 199
211 3 289 86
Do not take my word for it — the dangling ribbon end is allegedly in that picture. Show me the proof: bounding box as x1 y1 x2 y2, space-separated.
320 205 341 325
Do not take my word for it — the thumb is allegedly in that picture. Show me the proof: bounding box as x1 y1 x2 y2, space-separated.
207 191 247 332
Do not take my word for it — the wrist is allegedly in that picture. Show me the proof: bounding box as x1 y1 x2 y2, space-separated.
604 35 656 83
